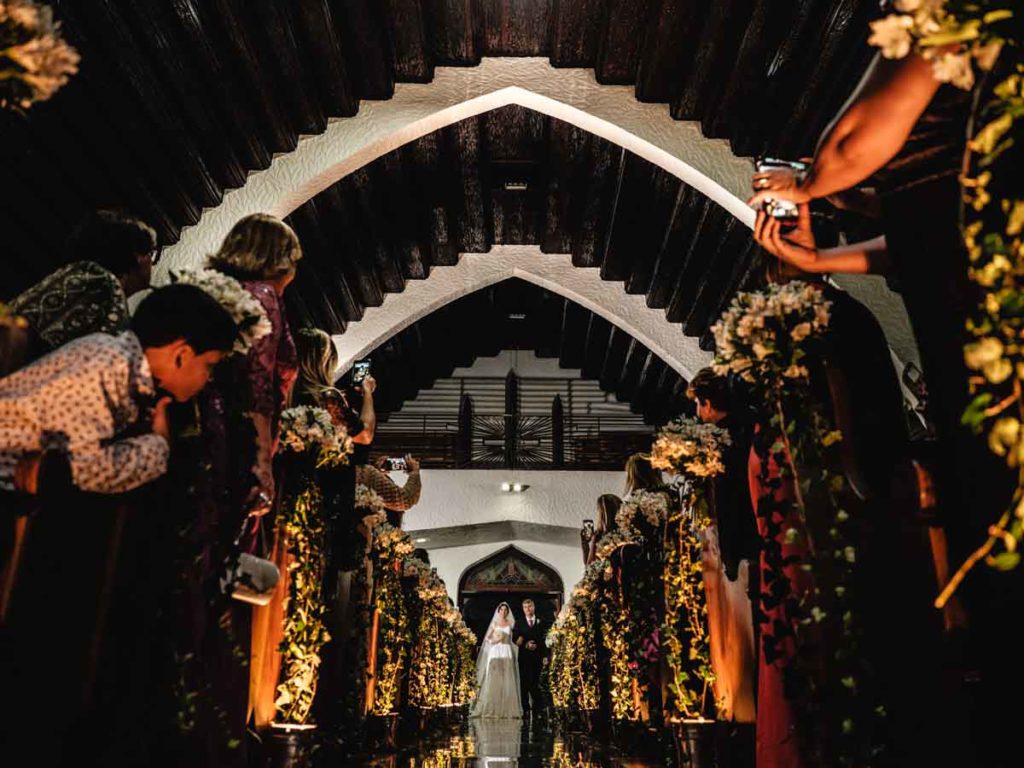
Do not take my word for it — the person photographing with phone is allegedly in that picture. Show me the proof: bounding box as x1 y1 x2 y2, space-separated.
357 453 422 527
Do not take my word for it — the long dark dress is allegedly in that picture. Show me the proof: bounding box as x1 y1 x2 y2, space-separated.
878 81 1018 765
165 281 296 766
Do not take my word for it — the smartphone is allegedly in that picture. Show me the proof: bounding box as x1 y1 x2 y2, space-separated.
383 457 407 472
582 519 595 540
755 157 809 220
351 359 371 388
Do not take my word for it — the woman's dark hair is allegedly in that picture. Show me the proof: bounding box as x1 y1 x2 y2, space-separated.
687 367 731 412
596 494 622 535
67 210 157 278
131 284 238 353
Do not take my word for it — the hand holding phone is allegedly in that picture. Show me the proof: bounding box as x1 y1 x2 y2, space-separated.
351 360 371 389
750 157 810 215
383 457 407 472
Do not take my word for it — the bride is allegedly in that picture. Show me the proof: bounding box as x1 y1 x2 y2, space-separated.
471 602 523 719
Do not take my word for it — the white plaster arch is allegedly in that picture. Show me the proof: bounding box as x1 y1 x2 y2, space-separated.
332 245 712 379
157 57 754 275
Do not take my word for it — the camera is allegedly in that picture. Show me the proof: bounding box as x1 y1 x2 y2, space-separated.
351 359 371 388
755 157 808 220
382 456 407 472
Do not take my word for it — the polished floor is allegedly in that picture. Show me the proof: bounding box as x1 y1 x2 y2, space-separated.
341 714 671 767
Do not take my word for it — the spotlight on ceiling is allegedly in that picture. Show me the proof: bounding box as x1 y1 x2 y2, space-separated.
500 482 528 493
512 482 523 493
500 482 511 492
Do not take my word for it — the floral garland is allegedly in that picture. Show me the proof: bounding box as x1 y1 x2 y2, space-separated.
599 594 644 721
871 2 1024 595
279 406 353 468
546 561 603 712
650 417 731 478
274 476 330 724
656 422 725 720
168 268 273 355
593 527 640 564
714 283 884 765
405 555 460 709
369 523 413 715
616 489 671 531
451 622 477 707
0 0 78 111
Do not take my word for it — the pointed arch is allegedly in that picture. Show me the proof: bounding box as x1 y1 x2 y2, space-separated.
156 58 754 276
458 544 564 600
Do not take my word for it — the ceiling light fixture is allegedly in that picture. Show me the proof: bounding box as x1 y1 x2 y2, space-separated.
500 482 528 494
415 537 428 544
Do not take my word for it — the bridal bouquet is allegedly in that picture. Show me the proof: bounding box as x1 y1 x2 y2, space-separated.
650 417 731 478
868 0 1011 90
616 489 671 530
711 281 831 387
279 406 353 467
169 267 272 354
1 0 79 111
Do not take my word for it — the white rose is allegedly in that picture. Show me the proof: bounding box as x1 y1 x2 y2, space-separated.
868 15 914 60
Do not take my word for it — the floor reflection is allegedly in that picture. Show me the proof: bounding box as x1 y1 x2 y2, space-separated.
352 715 665 767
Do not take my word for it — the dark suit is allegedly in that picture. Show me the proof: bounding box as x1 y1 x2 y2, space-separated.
514 614 546 712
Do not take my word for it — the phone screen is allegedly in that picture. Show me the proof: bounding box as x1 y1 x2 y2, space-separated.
352 360 371 385
386 457 407 472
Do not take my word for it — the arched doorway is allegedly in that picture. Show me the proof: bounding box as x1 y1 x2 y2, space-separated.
458 545 564 645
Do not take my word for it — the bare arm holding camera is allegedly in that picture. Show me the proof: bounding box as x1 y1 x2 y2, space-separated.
753 206 890 276
353 374 376 445
749 52 941 208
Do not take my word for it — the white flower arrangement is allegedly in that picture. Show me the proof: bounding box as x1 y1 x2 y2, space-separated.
616 489 671 531
355 483 386 512
711 281 831 387
279 406 353 466
373 522 415 559
650 417 731 478
169 267 273 354
868 0 1010 91
593 526 641 563
1 0 79 111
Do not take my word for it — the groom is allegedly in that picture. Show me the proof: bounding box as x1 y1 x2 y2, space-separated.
514 598 547 715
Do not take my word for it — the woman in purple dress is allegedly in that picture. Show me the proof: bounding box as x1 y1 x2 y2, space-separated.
169 214 301 766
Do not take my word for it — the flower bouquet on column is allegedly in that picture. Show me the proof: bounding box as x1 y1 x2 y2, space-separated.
273 406 352 727
712 281 884 766
649 417 729 724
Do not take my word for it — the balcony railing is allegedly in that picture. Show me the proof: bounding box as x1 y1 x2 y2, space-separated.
373 412 654 470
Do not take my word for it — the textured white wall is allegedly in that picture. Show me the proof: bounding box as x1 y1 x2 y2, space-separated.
427 540 584 606
403 469 627 531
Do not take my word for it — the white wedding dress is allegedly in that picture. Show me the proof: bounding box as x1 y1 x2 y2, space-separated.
471 606 523 720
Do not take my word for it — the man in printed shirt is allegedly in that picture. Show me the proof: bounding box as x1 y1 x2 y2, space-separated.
0 284 238 496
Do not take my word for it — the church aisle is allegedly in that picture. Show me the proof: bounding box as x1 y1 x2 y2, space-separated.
321 715 672 767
